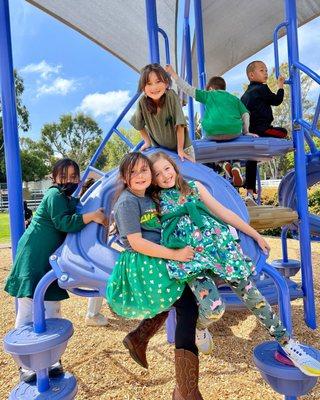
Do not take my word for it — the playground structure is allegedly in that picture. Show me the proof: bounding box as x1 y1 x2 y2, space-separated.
1 0 320 399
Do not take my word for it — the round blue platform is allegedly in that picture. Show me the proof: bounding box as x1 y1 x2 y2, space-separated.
271 259 301 278
4 319 73 370
4 319 73 355
9 373 77 400
253 341 319 396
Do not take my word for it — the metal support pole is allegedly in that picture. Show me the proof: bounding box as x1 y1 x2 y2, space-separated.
145 0 160 63
281 227 289 263
285 0 316 328
0 0 25 257
193 0 206 121
184 0 195 139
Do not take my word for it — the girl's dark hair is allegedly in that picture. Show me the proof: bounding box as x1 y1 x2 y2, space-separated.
138 64 172 114
113 152 153 204
51 158 80 183
110 152 153 236
148 152 193 201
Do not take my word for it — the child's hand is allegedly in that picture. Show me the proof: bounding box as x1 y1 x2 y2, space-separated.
92 208 109 226
165 64 178 79
256 234 270 255
244 132 259 137
172 246 195 262
141 141 151 151
178 149 195 162
277 75 285 89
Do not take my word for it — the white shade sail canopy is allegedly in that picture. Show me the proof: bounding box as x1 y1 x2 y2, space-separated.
26 0 320 77
193 0 320 81
26 0 178 72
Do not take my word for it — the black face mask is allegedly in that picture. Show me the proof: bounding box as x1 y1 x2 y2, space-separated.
59 182 78 197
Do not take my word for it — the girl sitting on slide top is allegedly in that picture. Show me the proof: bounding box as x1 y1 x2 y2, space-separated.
130 63 195 162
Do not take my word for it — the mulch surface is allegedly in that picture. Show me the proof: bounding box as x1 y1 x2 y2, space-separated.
0 238 319 399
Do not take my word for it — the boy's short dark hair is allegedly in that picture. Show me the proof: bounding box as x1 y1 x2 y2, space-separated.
206 76 226 91
246 60 263 79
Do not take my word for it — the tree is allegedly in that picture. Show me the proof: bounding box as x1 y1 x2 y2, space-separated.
103 128 141 171
39 113 103 171
0 70 30 181
20 138 50 184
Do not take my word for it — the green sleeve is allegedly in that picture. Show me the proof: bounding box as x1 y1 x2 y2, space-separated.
46 189 86 233
129 99 146 130
238 99 248 115
169 90 187 126
195 88 209 104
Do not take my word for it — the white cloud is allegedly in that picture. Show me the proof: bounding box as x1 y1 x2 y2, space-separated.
77 90 131 120
37 77 75 97
20 60 61 79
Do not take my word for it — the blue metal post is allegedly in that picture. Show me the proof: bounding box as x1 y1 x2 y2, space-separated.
285 0 316 328
193 0 206 122
32 269 57 392
158 28 170 65
145 0 160 63
262 263 292 334
184 0 195 139
281 227 289 263
0 0 25 257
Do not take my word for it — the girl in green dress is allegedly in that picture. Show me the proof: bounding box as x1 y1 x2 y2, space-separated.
149 151 320 378
5 158 108 382
106 152 206 398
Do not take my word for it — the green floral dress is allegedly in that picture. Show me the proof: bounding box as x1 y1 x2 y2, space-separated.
160 181 255 283
106 190 185 319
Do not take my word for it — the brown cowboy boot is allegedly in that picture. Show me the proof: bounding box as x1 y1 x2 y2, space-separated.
123 311 169 369
172 349 204 400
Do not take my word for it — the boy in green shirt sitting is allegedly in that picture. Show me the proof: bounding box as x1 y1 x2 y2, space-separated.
165 65 257 186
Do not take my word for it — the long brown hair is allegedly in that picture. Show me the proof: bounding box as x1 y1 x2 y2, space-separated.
148 152 193 201
138 64 172 114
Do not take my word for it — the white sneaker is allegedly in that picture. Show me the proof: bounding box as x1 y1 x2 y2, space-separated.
196 328 213 355
245 193 258 207
85 313 108 327
282 338 320 376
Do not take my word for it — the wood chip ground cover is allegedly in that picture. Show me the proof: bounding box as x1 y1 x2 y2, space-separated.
0 238 319 399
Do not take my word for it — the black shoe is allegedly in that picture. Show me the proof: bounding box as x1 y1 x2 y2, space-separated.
49 360 64 378
19 367 36 383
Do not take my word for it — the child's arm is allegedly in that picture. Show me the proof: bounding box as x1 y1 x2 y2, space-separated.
165 64 208 105
242 112 250 134
139 128 152 151
129 102 151 151
127 232 194 262
196 182 270 254
166 65 196 98
176 125 194 162
48 190 108 232
82 209 109 226
263 76 285 106
241 112 258 137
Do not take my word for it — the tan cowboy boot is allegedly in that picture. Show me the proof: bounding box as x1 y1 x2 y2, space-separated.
123 311 169 368
173 349 204 400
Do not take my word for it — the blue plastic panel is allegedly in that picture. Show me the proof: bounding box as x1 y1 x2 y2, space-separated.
193 136 293 163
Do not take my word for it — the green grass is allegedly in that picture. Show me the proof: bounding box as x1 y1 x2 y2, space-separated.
0 213 10 244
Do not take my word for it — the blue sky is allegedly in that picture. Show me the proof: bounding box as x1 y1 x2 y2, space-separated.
10 0 320 141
